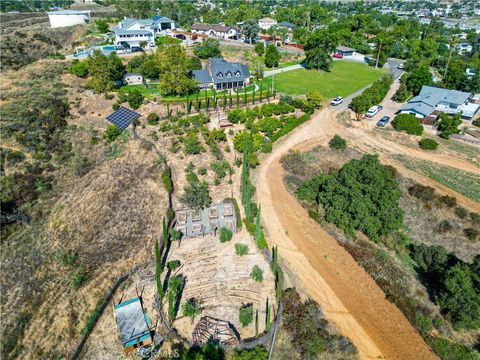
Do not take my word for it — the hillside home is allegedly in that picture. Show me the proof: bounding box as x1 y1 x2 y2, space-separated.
112 16 175 47
335 46 356 57
258 17 277 30
398 85 480 121
192 58 251 90
191 24 240 40
124 73 145 85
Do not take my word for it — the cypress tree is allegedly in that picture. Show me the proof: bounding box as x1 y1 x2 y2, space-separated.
276 268 283 302
245 183 252 221
253 87 256 104
186 95 190 114
241 137 248 206
236 90 240 107
272 244 278 272
259 81 263 102
244 87 247 104
155 238 164 302
255 205 262 241
255 309 259 338
265 298 271 332
162 216 168 246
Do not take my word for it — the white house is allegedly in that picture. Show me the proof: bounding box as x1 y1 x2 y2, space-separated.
47 10 91 28
124 73 145 85
112 16 175 48
398 86 480 121
191 24 240 40
258 17 277 30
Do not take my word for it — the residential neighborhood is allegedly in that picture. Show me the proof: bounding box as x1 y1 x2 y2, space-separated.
1 1 479 360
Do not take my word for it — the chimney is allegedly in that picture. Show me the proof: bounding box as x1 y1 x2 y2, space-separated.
207 59 212 76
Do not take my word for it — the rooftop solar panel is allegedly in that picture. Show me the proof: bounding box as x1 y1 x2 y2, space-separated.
106 107 141 130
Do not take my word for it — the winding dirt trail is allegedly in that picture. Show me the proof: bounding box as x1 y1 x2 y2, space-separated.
253 109 455 360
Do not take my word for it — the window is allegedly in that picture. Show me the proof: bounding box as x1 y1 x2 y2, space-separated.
226 71 232 78
217 72 223 78
235 71 241 77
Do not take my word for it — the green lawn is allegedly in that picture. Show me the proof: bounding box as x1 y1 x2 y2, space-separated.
394 155 480 202
261 61 386 98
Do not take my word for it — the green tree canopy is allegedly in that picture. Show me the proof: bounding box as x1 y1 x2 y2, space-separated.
264 45 281 68
193 39 222 59
297 154 404 241
156 37 198 95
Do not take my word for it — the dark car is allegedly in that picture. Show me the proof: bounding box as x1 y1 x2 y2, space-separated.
377 116 390 127
130 46 144 53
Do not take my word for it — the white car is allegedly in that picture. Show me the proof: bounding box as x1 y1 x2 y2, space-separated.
365 105 383 118
330 96 344 106
397 63 404 70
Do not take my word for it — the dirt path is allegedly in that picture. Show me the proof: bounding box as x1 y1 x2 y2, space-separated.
253 109 445 360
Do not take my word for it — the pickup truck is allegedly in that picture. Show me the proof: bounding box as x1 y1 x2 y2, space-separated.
365 105 383 118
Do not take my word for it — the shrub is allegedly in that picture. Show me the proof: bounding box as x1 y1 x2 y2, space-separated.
392 114 423 135
219 227 233 242
233 346 268 360
471 213 480 226
71 266 88 289
454 206 468 219
239 303 254 327
464 228 479 241
329 134 347 151
408 184 435 203
167 260 181 270
198 167 207 175
419 138 438 150
127 88 144 109
112 102 120 110
250 265 263 282
103 124 122 142
306 90 324 109
161 167 173 193
147 112 159 125
441 195 457 208
235 243 249 256
435 220 453 234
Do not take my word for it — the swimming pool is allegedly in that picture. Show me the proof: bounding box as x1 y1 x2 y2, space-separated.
73 45 118 58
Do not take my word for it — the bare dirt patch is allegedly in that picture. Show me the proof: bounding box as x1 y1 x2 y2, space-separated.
166 230 275 340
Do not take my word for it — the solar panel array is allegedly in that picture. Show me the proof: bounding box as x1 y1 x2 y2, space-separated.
106 107 141 130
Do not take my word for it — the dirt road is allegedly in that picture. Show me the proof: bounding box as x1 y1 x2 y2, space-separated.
253 109 451 360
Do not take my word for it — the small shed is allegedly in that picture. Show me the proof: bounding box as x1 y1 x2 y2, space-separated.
124 73 145 85
335 46 356 57
114 297 153 353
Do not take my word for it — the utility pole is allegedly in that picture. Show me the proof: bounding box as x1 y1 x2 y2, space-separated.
375 39 382 69
444 39 455 80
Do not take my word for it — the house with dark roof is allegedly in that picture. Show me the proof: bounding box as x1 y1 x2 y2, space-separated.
398 85 479 120
191 24 240 40
335 46 356 57
114 297 153 353
192 58 251 90
278 21 295 30
112 16 175 47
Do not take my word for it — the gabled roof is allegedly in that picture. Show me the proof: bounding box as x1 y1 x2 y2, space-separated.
399 85 472 117
415 85 471 106
192 58 250 84
259 17 276 22
191 23 240 32
279 21 295 29
336 45 356 52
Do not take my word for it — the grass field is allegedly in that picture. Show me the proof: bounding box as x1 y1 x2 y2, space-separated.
394 155 480 202
261 61 386 98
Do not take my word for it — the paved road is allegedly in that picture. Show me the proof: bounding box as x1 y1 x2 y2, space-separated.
264 63 305 77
